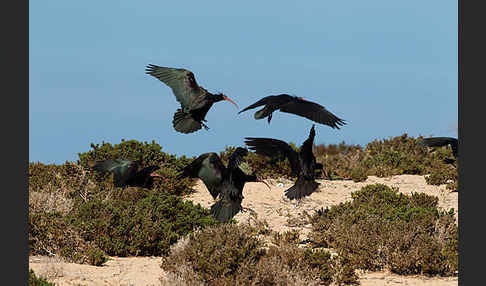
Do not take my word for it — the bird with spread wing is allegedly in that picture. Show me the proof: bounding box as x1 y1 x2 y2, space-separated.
239 94 345 129
245 125 323 201
418 137 458 165
145 64 239 134
87 159 163 188
177 147 270 222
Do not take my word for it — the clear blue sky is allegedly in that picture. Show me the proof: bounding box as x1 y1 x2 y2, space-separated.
30 0 457 164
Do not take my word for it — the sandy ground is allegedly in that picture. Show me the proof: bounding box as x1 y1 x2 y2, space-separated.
29 175 458 286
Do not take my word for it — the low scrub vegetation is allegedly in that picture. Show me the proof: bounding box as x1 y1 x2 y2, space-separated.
68 188 218 257
29 136 458 279
29 269 56 286
218 133 457 190
308 184 458 276
29 139 217 265
161 223 358 286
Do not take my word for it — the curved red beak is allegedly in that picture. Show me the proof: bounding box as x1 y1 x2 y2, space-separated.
256 178 271 190
223 94 239 109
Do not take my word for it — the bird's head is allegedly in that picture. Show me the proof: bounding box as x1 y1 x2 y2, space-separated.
149 172 163 178
213 93 239 109
145 165 163 178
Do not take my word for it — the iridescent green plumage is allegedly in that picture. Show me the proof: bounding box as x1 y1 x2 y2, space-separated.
88 159 162 188
145 64 238 134
178 148 269 222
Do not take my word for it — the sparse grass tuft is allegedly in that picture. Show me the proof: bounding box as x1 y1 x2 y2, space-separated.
29 269 57 286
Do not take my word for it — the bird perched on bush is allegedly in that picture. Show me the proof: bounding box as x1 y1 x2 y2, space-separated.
87 159 163 188
145 64 239 134
245 125 323 201
239 94 346 129
178 147 270 222
418 137 458 165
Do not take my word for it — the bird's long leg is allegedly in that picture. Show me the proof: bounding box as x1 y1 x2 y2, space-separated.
267 113 272 124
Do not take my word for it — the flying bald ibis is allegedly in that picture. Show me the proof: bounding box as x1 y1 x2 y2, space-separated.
238 94 346 129
177 147 270 222
418 137 458 165
87 159 163 188
245 124 323 200
145 64 238 134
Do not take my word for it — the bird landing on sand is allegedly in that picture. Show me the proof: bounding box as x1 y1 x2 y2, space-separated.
177 147 270 222
245 124 323 202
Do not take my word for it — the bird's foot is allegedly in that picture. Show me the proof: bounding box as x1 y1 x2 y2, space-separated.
294 199 302 208
241 206 255 213
202 122 210 130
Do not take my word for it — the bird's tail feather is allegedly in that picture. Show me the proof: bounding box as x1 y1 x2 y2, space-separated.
172 109 202 134
285 176 320 200
210 198 242 222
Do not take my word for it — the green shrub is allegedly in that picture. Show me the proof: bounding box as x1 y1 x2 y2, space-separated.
309 184 458 276
29 269 56 286
349 165 368 182
220 134 457 189
162 223 266 283
219 146 295 180
77 139 194 196
29 139 220 265
29 162 95 197
316 134 457 188
29 211 107 265
426 165 458 191
161 224 358 286
68 188 218 257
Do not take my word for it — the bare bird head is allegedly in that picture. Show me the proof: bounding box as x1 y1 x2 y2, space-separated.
214 93 239 109
149 172 164 178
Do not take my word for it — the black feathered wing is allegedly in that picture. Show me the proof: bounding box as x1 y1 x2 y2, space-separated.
279 99 346 129
227 147 249 171
419 137 458 158
238 97 273 114
209 147 250 222
299 125 318 176
145 64 200 109
244 137 301 176
226 147 249 198
210 180 242 222
178 153 225 199
88 159 139 187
